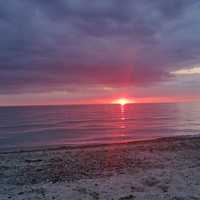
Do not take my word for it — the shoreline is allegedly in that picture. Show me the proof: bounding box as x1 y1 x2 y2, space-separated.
1 134 200 199
0 134 199 154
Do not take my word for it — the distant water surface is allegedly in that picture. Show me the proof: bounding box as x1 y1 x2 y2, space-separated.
0 103 200 149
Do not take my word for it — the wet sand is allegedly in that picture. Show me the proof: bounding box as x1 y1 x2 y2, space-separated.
0 136 200 200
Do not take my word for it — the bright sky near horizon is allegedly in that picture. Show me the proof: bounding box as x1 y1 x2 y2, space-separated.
0 0 200 106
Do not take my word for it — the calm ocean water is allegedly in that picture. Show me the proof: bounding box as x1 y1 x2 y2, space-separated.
0 103 200 149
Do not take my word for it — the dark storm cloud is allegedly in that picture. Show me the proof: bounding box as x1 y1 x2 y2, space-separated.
0 0 200 94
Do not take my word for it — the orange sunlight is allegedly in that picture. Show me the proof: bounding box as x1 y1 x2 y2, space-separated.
112 98 134 106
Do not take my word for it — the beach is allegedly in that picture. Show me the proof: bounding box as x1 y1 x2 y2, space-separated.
1 0 200 199
1 135 200 200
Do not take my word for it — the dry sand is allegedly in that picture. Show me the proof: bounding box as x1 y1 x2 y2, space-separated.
0 136 200 200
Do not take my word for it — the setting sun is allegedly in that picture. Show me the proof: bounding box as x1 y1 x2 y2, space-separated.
113 98 132 106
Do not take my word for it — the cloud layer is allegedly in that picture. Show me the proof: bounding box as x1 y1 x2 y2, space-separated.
0 0 200 94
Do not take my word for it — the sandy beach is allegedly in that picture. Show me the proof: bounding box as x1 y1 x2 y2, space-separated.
1 136 200 200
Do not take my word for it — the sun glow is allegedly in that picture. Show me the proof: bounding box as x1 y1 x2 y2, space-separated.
113 98 132 106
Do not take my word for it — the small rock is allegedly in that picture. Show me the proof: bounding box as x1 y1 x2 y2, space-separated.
143 176 159 187
158 184 169 192
119 194 135 200
18 191 24 195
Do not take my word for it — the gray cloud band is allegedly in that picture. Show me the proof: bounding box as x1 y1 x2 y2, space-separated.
0 0 200 94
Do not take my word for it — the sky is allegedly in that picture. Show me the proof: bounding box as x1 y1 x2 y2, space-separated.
0 0 200 106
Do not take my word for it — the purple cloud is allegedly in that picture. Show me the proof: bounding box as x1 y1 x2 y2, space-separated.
0 0 200 94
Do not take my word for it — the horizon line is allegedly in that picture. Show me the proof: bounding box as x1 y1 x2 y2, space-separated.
0 101 199 108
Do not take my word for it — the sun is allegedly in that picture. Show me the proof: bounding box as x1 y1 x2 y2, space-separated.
113 98 131 106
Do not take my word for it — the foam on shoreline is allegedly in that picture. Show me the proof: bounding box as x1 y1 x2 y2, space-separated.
0 134 199 154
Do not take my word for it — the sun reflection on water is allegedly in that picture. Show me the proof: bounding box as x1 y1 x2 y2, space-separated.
120 105 126 137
